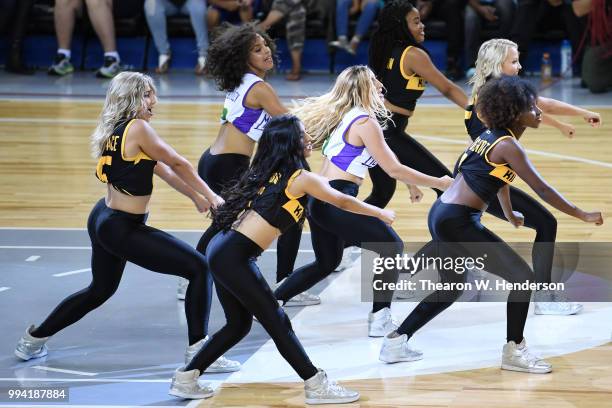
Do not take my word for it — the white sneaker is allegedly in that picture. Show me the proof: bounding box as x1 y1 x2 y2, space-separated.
534 290 583 315
185 336 241 373
177 277 188 300
501 339 552 374
304 369 359 405
368 307 398 337
335 246 358 272
168 367 214 399
195 56 206 75
156 53 171 74
379 333 423 363
15 325 49 361
284 291 321 307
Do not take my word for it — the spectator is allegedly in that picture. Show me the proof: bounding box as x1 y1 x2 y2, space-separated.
49 0 141 78
207 0 261 29
1 0 34 74
573 0 611 93
330 0 381 56
258 0 308 80
144 0 209 75
464 0 515 77
510 0 586 73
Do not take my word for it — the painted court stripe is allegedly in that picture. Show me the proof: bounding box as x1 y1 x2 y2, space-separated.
0 287 10 293
32 366 98 376
25 255 40 262
53 268 91 277
413 134 612 169
1 245 314 253
0 377 166 383
0 117 218 127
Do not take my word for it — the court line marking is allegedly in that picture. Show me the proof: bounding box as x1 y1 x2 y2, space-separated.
53 268 91 277
0 117 219 126
0 287 10 293
0 377 169 383
31 366 98 376
1 246 314 253
0 227 312 234
413 134 612 169
25 255 40 262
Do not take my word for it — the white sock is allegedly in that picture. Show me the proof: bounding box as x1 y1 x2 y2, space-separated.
58 49 71 59
104 51 120 61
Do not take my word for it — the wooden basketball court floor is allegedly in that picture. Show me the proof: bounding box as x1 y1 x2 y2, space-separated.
0 98 611 407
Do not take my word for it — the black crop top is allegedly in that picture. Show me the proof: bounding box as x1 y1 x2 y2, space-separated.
382 46 426 111
95 119 157 196
456 128 517 204
249 169 308 233
464 94 487 141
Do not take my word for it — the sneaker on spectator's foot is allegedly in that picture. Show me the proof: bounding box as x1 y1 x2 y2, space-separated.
15 325 49 361
48 54 74 76
185 336 241 373
156 53 171 74
368 307 398 337
329 37 350 50
168 367 214 399
177 277 188 300
379 332 423 363
501 338 552 374
195 56 206 76
96 56 122 78
533 290 583 315
304 369 359 405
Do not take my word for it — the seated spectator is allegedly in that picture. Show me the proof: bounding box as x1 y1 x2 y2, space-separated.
330 0 381 56
464 0 515 77
573 0 611 93
258 0 308 80
49 0 142 78
144 0 209 75
1 0 34 74
207 0 261 29
510 0 586 73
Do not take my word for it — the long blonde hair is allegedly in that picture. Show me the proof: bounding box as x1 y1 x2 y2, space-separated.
469 38 518 99
291 65 391 149
90 72 157 158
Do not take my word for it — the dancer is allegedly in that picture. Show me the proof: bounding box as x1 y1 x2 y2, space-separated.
465 38 602 315
365 0 468 208
176 23 318 309
15 72 223 367
379 75 603 372
274 66 453 336
170 114 378 403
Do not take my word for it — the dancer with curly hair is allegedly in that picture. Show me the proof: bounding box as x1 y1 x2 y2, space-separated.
378 75 603 372
462 38 603 315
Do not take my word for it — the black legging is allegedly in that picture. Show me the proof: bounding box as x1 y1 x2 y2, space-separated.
275 180 403 312
32 199 208 345
397 199 533 343
365 113 452 208
185 229 318 381
195 149 300 283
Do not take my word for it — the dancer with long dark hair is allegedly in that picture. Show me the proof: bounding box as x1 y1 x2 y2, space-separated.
170 114 387 403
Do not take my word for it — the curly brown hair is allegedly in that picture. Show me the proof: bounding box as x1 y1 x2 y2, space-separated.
204 23 277 92
476 75 538 130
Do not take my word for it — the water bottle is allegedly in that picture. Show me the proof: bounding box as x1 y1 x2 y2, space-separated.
541 52 552 83
560 39 573 79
